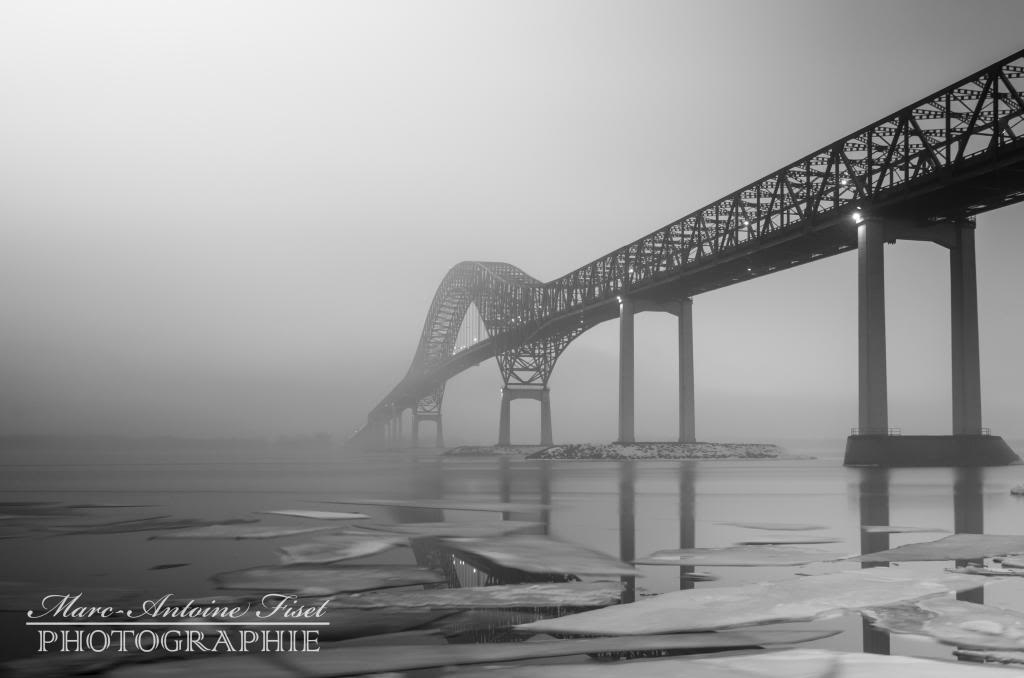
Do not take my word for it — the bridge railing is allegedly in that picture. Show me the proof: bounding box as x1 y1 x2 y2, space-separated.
850 428 903 436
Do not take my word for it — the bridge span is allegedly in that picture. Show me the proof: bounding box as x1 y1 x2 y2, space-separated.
352 48 1024 466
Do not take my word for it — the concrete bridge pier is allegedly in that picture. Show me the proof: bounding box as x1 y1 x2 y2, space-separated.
498 386 552 447
617 296 635 443
412 414 444 448
844 218 1018 467
678 298 696 443
951 223 982 435
618 296 696 444
385 414 401 448
857 218 888 435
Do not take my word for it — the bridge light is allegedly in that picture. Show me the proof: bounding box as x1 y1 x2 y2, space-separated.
743 220 750 226
841 178 848 186
852 211 864 224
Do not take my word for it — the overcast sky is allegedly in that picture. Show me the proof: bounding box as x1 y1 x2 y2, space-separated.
2 1 1023 446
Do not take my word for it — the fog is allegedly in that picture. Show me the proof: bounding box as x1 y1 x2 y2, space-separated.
2 1 1023 444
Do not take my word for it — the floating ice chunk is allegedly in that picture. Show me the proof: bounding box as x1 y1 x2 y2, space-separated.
444 535 637 577
260 509 369 520
278 535 405 564
348 520 541 538
102 630 837 678
862 525 950 534
329 582 623 609
637 544 849 567
863 596 1024 650
856 533 1024 562
717 521 827 531
152 524 335 540
514 569 988 635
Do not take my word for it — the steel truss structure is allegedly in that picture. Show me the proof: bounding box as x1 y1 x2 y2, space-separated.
353 48 1024 446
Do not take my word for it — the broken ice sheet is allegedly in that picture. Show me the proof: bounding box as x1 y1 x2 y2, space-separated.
949 566 1024 577
278 535 406 564
856 533 1024 563
259 509 369 520
218 606 456 642
863 596 1024 650
702 648 1023 678
444 535 637 577
213 564 444 595
514 569 987 636
324 498 547 513
445 648 1024 678
954 649 1024 665
107 631 837 678
717 521 827 531
680 571 718 581
348 520 542 538
328 582 623 609
57 516 257 535
153 523 337 540
735 537 841 545
636 544 849 567
861 525 950 534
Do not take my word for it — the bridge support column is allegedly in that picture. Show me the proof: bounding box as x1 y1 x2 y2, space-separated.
844 217 1018 467
498 389 512 447
388 417 398 447
540 389 553 446
412 414 443 448
858 218 888 434
498 387 551 447
678 298 695 443
951 223 982 435
618 296 635 443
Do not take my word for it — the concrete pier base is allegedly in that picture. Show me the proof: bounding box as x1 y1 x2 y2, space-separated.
844 434 1020 467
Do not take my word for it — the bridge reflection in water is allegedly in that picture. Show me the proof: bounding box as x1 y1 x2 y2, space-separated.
406 456 1006 655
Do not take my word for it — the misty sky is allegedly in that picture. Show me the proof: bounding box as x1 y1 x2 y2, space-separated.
2 1 1024 445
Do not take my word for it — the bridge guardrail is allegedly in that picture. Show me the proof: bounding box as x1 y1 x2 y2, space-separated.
850 427 903 436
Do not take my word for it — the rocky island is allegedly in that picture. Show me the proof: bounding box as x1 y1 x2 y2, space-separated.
445 442 795 460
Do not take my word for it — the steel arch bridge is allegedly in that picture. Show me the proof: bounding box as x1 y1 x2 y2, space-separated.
351 48 1024 455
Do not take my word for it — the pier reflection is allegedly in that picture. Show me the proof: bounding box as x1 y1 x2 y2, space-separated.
855 465 988 655
678 461 696 590
857 468 890 655
618 460 636 603
954 467 984 605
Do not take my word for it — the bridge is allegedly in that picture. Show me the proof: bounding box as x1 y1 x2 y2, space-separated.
351 48 1024 466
